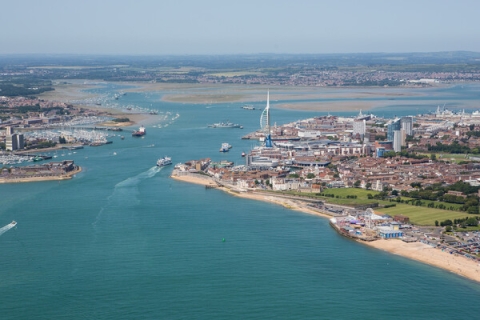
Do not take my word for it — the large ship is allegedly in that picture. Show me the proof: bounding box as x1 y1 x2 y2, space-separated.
208 121 243 129
157 156 172 167
132 126 146 137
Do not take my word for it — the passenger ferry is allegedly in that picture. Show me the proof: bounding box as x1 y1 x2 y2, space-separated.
157 156 172 167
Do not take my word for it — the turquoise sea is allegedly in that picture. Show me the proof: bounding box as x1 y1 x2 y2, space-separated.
1 83 480 319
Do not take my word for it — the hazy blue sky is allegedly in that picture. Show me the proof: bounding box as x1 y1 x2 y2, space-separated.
3 0 480 55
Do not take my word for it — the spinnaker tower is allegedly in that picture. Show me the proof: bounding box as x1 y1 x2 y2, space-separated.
260 91 273 148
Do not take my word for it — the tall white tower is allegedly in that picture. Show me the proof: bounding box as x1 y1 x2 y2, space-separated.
260 91 272 147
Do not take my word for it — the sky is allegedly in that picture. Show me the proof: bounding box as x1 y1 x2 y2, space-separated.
2 0 480 55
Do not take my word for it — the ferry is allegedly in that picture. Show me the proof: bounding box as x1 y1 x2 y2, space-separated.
132 126 146 137
208 121 243 129
220 143 231 152
157 156 172 167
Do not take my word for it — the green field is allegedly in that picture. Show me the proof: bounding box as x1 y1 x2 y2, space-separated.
290 188 476 226
375 204 473 225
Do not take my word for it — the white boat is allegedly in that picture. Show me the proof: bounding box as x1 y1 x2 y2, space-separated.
157 156 172 167
220 143 231 152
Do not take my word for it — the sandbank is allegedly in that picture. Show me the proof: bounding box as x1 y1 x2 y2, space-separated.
172 171 480 284
42 80 466 114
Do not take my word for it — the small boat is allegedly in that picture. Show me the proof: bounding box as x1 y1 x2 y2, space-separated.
157 156 172 167
11 220 17 227
120 136 125 140
241 151 246 157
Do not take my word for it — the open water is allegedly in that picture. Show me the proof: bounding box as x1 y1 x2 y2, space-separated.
1 83 480 319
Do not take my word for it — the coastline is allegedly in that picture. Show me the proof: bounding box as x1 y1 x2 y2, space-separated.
171 171 480 283
0 166 82 184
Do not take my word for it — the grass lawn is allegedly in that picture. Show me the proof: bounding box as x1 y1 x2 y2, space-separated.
286 188 476 226
375 204 474 226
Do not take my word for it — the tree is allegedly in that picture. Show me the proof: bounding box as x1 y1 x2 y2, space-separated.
306 173 315 179
354 180 361 188
430 153 437 161
366 182 372 190
435 220 439 226
466 217 478 226
391 190 398 196
410 182 422 189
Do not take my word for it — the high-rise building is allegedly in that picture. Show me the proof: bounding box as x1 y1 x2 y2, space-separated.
5 133 24 151
400 116 413 135
5 126 13 135
387 118 401 141
352 119 366 139
393 130 402 152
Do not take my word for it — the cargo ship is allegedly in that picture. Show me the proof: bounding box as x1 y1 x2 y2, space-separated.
132 126 146 137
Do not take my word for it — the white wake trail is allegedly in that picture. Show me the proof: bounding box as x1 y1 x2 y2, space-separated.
93 166 162 228
0 221 17 236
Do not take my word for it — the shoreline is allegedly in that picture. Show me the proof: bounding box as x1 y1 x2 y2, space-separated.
171 171 480 283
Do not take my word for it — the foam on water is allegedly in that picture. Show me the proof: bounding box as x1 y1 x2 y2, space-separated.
0 221 16 237
93 166 162 229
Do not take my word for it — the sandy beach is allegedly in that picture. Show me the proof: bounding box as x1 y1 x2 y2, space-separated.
365 239 480 282
171 171 480 283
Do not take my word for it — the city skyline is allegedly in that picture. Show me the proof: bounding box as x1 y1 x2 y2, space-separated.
2 0 480 55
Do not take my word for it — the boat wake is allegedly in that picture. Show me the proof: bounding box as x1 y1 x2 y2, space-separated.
115 166 161 188
93 166 162 229
0 221 17 237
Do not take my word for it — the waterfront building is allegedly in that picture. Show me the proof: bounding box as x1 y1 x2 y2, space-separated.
5 133 24 151
245 155 279 169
